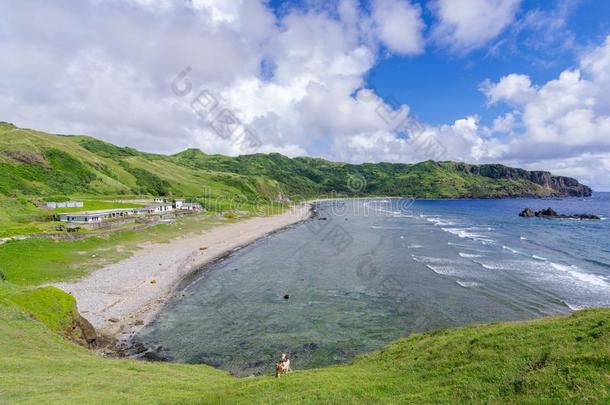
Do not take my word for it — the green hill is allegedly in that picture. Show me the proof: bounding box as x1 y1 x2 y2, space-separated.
0 287 608 403
0 122 592 201
0 122 285 202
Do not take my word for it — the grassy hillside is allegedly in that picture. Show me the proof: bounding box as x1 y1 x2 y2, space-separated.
0 287 608 403
0 122 285 202
0 122 591 203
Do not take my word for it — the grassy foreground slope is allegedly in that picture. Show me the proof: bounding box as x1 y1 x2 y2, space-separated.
1 292 608 404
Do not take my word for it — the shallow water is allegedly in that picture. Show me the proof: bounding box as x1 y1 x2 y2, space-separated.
134 194 610 375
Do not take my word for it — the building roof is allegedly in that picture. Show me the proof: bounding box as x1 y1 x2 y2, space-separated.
140 203 172 210
59 208 133 217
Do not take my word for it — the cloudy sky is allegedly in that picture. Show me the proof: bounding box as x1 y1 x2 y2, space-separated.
1 0 610 190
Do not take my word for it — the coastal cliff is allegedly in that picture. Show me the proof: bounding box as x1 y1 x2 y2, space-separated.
452 163 593 197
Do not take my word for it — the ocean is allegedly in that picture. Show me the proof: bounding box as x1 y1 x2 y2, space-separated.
133 193 610 375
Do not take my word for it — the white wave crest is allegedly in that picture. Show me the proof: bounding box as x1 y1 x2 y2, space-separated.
425 265 459 276
459 252 483 258
456 281 481 288
502 245 521 254
425 217 456 227
474 261 505 270
549 262 609 288
442 227 495 243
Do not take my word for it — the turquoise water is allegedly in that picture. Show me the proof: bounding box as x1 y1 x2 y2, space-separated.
133 194 610 375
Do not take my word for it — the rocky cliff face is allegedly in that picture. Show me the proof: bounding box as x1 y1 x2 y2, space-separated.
454 163 592 197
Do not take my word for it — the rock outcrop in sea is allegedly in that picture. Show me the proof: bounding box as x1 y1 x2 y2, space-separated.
519 208 600 220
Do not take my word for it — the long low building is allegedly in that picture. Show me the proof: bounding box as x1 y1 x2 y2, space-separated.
59 208 134 223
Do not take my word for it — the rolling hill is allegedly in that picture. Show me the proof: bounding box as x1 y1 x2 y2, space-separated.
0 122 592 201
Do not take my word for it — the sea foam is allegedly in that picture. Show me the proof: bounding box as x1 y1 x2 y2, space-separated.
549 262 609 288
459 252 483 258
456 281 481 288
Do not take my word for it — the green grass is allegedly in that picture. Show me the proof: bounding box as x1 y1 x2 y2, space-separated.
0 196 49 237
0 295 608 403
2 286 79 334
0 214 227 286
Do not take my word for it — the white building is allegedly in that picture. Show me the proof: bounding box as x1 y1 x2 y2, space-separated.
47 201 84 209
139 203 173 214
181 203 203 211
173 199 185 209
59 208 133 223
59 202 199 223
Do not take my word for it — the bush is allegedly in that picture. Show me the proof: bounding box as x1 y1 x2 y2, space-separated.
123 165 171 196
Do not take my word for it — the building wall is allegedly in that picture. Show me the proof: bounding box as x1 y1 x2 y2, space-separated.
61 215 102 222
47 201 84 208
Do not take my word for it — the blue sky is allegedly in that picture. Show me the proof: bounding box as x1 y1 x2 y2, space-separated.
366 0 610 126
1 0 610 189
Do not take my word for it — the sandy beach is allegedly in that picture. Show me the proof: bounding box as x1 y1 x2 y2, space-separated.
55 203 312 340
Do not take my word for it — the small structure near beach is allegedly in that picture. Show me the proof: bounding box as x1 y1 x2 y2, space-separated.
181 203 203 211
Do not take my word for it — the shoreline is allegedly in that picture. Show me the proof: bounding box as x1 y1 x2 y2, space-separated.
54 195 602 348
54 203 313 344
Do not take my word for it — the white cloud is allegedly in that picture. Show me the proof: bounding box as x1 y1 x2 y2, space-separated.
431 0 522 53
492 113 516 133
1 0 609 190
481 74 536 105
337 34 610 189
495 68 604 148
0 0 424 158
371 0 425 55
477 35 610 188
